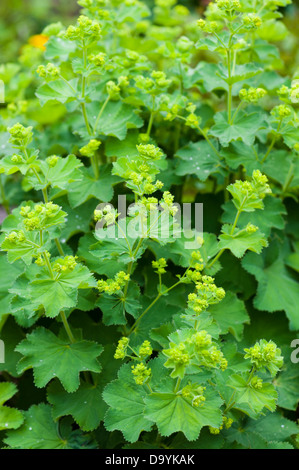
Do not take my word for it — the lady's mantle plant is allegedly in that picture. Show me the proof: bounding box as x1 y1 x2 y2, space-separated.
0 0 298 450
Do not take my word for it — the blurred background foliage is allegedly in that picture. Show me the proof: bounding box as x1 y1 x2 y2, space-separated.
1 0 299 66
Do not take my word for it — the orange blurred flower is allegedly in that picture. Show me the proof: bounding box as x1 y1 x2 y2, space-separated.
28 34 49 51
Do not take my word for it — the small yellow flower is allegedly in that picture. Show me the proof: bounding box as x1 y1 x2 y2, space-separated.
28 34 49 51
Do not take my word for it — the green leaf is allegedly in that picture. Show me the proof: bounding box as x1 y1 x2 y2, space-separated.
144 385 223 441
218 224 268 258
27 154 83 190
221 142 260 172
105 131 140 159
29 264 96 318
0 149 40 176
0 256 24 323
77 233 127 277
209 291 249 341
210 111 265 147
88 101 143 140
4 404 72 449
215 252 256 300
16 327 103 392
36 78 78 106
1 231 47 265
221 197 286 237
0 382 24 431
96 283 142 326
0 317 24 376
44 36 76 62
47 345 119 431
175 141 220 181
103 363 153 443
242 247 299 329
67 165 119 208
244 412 299 442
48 381 105 432
216 63 263 86
228 374 278 414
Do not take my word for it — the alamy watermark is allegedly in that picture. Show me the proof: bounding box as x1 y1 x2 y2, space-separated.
94 196 203 249
0 340 4 364
290 339 299 364
0 80 4 103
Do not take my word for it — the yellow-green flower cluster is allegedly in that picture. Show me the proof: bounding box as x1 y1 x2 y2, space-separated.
278 83 299 104
46 155 59 167
4 230 26 244
106 81 120 100
189 330 227 370
94 205 118 226
246 223 258 234
239 87 266 103
163 329 227 378
80 139 101 157
20 202 64 231
36 63 60 79
197 19 221 33
216 0 241 10
7 101 28 116
250 376 263 390
227 170 271 211
160 191 178 216
114 337 130 360
242 13 262 29
190 250 204 271
165 104 181 121
180 383 206 407
10 154 24 164
64 15 102 41
209 416 233 434
97 271 130 294
244 339 284 376
8 123 33 148
271 104 292 120
163 343 191 378
131 363 151 385
187 276 225 314
138 340 153 359
53 256 77 273
152 258 167 274
137 144 164 161
134 71 171 94
185 113 201 128
88 52 106 67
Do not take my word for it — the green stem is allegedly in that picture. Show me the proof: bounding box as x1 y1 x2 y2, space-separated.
206 207 242 270
93 95 110 136
43 252 54 279
41 186 65 256
246 366 256 385
196 124 222 159
55 238 65 256
60 311 76 344
42 187 48 203
146 110 155 138
261 120 282 164
81 102 92 136
128 293 162 335
128 278 183 336
174 377 182 394
281 162 295 196
225 391 236 413
0 176 9 214
227 48 233 124
80 44 92 136
231 101 243 124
